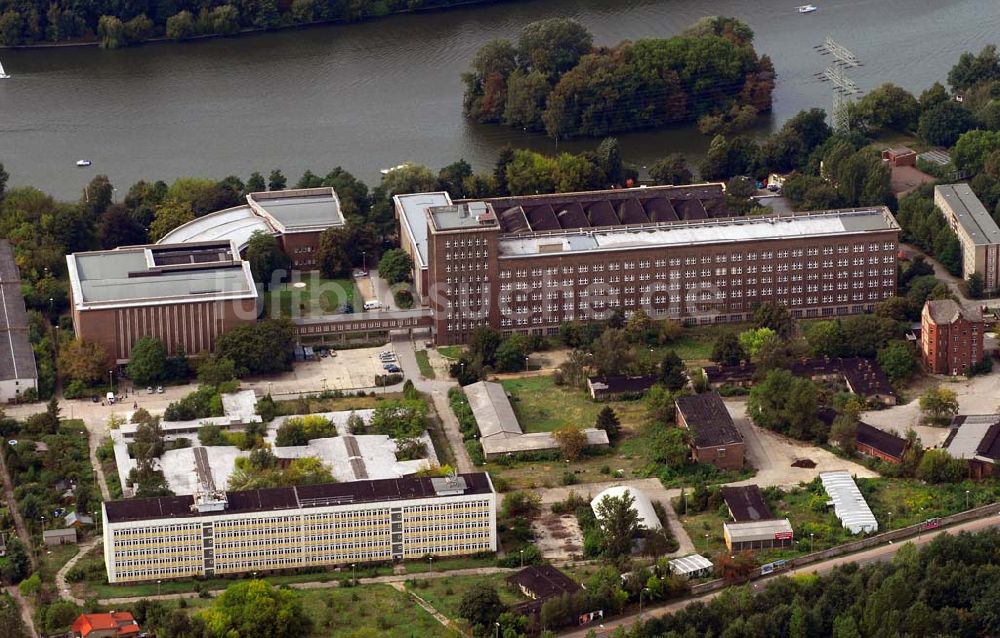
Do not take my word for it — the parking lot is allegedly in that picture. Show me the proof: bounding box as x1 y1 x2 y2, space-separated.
242 344 398 395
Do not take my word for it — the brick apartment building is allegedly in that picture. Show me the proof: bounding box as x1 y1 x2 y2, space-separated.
921 298 985 375
67 241 258 363
158 187 345 270
935 184 1000 291
395 184 901 345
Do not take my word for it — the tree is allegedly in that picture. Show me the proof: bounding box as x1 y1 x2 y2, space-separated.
877 341 917 383
553 425 588 461
202 580 312 638
128 337 167 386
917 101 976 147
752 301 794 338
739 327 777 358
58 339 109 385
197 356 236 387
148 198 195 242
747 369 823 441
316 224 378 279
267 169 287 191
591 328 633 376
458 583 505 636
649 154 692 185
659 350 687 391
165 10 195 40
494 336 528 373
215 319 295 377
377 248 413 284
595 406 621 442
246 172 266 193
856 83 919 132
245 231 289 291
947 45 1000 92
714 550 758 584
99 203 146 249
830 413 858 455
967 272 984 298
467 326 502 368
1 538 30 584
594 490 640 560
97 15 125 48
916 449 967 483
711 332 747 366
919 387 959 425
645 385 676 425
517 18 593 77
953 129 1000 175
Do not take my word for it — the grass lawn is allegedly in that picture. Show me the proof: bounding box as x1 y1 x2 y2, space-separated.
415 350 436 379
666 323 752 362
264 278 355 318
437 346 464 360
500 376 640 434
299 585 459 637
40 543 80 580
859 478 1000 530
272 393 404 417
407 573 526 634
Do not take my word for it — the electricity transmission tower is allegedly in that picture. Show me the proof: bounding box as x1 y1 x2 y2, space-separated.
815 36 863 133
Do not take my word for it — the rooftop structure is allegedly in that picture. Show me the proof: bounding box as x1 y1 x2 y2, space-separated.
668 554 714 578
463 381 609 458
723 519 794 550
0 240 37 402
157 205 271 251
924 298 983 324
675 392 743 449
935 184 1000 290
590 485 662 531
247 187 344 234
721 485 773 522
819 470 878 534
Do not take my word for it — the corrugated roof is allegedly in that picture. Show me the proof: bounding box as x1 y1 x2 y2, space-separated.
668 553 714 576
945 414 1000 462
936 184 1000 246
724 518 793 543
819 470 878 534
464 381 522 439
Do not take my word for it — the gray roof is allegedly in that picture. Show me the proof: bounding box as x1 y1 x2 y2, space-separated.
724 518 793 543
42 528 77 539
481 428 609 456
0 241 36 383
394 191 452 269
944 414 1000 462
819 471 878 534
68 241 257 310
668 554 714 576
464 381 522 439
924 298 983 325
918 150 951 166
498 208 898 258
429 202 497 230
935 184 1000 246
247 188 344 233
157 205 272 249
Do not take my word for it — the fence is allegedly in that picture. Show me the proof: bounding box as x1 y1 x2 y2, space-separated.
690 501 1000 595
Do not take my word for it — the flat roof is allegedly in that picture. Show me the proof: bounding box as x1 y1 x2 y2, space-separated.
247 187 344 233
0 241 36 383
67 241 257 310
157 205 272 249
394 191 452 269
497 208 898 258
676 392 743 448
104 472 494 524
936 184 1000 246
481 428 609 456
428 202 498 231
724 518 793 542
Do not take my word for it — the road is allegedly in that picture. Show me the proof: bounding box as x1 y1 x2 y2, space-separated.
560 511 1000 637
5 586 39 638
56 538 100 606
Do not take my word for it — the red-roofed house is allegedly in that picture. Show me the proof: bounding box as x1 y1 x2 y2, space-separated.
71 612 142 638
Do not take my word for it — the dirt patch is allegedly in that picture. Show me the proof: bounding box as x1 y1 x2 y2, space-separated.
791 458 817 468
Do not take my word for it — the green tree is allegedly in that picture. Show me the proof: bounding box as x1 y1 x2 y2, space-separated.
659 350 687 391
830 413 858 455
739 326 777 358
57 339 109 386
246 172 266 193
517 18 593 77
953 129 1000 174
915 449 966 483
591 328 634 376
215 319 295 377
148 198 195 242
458 583 505 636
197 355 236 387
856 83 920 132
553 425 588 461
595 406 621 442
919 386 959 425
99 203 147 249
594 490 641 560
245 230 289 291
494 336 527 373
649 154 693 185
128 337 168 386
711 331 747 366
918 101 976 146
877 341 917 383
747 369 823 441
967 272 985 298
165 10 195 40
267 169 287 191
377 248 413 284
752 300 794 338
502 69 551 130
202 580 312 638
97 15 125 48
947 45 1000 91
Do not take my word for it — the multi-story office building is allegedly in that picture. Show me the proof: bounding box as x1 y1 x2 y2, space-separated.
67 240 259 363
935 184 1000 291
101 473 496 583
396 184 901 345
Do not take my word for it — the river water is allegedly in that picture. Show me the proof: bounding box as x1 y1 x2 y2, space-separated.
1 0 998 199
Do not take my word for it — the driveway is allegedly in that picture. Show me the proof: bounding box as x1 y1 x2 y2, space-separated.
725 401 878 488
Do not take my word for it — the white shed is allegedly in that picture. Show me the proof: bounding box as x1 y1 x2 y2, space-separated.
590 486 662 531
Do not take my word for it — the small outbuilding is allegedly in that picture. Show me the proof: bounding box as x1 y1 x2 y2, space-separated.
43 528 78 546
882 146 917 167
586 375 657 401
65 512 95 528
820 470 878 534
668 554 714 579
855 422 908 464
590 485 662 531
721 485 773 522
723 519 794 551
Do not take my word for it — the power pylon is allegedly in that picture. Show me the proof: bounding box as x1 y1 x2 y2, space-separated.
815 37 863 133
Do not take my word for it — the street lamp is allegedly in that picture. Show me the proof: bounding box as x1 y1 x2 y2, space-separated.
428 556 434 572
639 587 650 618
157 579 162 597
108 369 114 394
966 490 971 509
40 516 45 531
495 621 500 638
362 252 366 274
809 532 814 553
351 563 356 585
888 511 892 530
519 549 524 568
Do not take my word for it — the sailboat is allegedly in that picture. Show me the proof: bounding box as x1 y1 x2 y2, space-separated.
0 59 9 79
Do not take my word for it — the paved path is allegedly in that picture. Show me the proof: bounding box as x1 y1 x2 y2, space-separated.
389 582 467 637
56 538 99 605
560 511 1000 637
6 586 39 638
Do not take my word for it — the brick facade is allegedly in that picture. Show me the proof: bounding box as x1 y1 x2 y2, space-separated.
921 299 984 375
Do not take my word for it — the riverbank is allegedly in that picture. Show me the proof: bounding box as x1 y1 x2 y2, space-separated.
0 0 516 50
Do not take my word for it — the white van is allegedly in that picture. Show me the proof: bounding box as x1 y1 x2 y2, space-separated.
106 392 116 404
363 300 380 311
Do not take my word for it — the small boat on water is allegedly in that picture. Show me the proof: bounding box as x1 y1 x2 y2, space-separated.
0 59 9 79
380 164 407 176
76 160 92 167
797 4 817 12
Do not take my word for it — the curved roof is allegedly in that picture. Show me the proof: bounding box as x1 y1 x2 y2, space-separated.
157 205 273 250
590 485 661 530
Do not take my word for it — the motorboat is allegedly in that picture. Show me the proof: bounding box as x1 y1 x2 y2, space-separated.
797 4 817 12
76 160 92 167
0 59 9 79
380 164 407 176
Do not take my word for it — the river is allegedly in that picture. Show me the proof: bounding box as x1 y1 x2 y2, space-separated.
1 0 998 199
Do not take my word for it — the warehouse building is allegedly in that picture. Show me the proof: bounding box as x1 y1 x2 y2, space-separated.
395 184 900 345
159 187 346 270
0 240 37 402
67 240 258 363
944 414 1000 479
101 472 496 583
723 518 794 551
675 392 745 470
935 184 1000 291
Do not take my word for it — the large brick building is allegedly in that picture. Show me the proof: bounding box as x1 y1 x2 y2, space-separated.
158 187 345 270
675 392 745 470
395 184 901 345
67 240 258 363
921 298 985 375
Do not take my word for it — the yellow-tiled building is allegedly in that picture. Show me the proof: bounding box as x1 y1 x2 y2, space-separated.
101 473 496 583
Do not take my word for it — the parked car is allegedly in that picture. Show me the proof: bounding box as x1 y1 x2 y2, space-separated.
146 386 154 394
156 386 164 394
386 365 401 373
91 395 99 403
382 362 398 370
319 350 329 358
